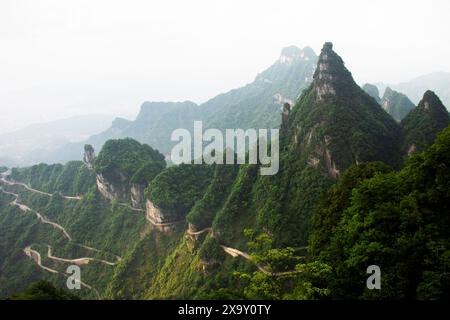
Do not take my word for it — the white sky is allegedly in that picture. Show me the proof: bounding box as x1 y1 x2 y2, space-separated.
1 0 449 133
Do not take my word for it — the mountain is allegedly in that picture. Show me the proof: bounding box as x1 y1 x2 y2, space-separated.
284 43 402 175
380 87 416 121
27 46 318 165
0 115 114 167
1 43 449 301
362 83 381 103
236 42 403 247
401 90 450 155
203 46 317 131
377 72 450 110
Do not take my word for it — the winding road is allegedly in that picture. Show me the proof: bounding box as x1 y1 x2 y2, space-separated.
145 214 185 227
24 246 59 274
1 187 72 240
0 175 122 298
185 225 303 276
0 174 81 200
24 246 100 298
118 203 145 212
47 245 120 266
187 227 212 236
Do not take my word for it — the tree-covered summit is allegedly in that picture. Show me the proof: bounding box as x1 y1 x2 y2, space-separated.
94 138 165 178
401 90 450 154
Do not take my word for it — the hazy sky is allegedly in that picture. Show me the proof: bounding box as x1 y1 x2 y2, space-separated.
1 0 450 133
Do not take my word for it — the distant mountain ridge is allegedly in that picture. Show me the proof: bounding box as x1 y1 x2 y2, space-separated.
0 115 114 167
380 87 416 122
377 72 450 110
22 46 318 165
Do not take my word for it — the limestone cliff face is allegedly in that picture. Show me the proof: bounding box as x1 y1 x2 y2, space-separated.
145 199 165 224
130 183 145 209
381 87 415 122
145 199 181 224
312 42 355 102
313 43 337 100
145 199 183 233
96 173 127 201
305 134 340 179
83 145 95 169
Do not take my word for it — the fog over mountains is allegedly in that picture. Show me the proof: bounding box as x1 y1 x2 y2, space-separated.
2 60 449 168
376 72 450 108
0 115 113 167
1 45 317 166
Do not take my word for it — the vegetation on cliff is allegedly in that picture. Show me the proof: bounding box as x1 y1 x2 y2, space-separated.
401 90 450 154
310 125 450 299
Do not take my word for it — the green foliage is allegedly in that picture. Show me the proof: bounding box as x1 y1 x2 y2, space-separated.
401 90 450 153
0 156 147 299
235 231 330 300
199 236 226 262
130 161 165 185
285 262 332 300
212 164 259 244
84 144 94 153
95 138 165 186
8 280 80 300
314 125 450 299
11 163 64 193
107 228 184 299
187 164 239 229
309 162 393 257
146 164 213 218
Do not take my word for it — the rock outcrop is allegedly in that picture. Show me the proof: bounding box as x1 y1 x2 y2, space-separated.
381 87 415 122
312 42 353 101
130 183 145 209
145 199 183 233
83 145 95 169
362 83 381 103
281 102 291 123
96 173 127 201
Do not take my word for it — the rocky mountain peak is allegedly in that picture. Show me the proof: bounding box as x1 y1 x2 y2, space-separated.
83 144 95 169
419 90 447 112
362 83 381 103
312 42 355 100
279 45 315 64
381 87 415 122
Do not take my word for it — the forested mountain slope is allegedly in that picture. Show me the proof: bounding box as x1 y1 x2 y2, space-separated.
1 43 448 300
